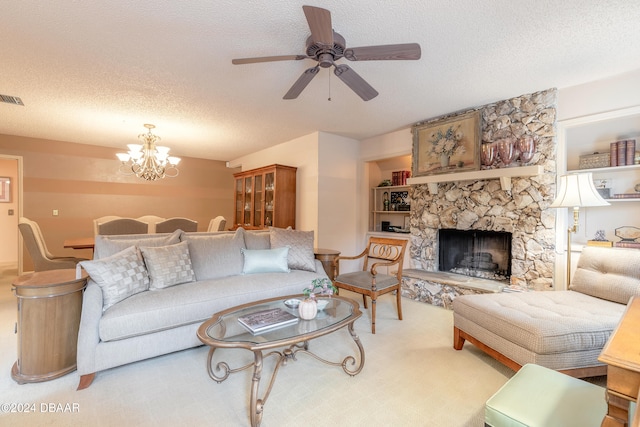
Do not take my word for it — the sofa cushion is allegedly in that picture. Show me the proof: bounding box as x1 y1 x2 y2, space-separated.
140 241 195 290
98 268 324 342
80 246 150 311
244 229 271 250
181 228 245 280
94 230 181 259
570 246 640 305
452 290 625 355
241 247 290 274
270 227 316 272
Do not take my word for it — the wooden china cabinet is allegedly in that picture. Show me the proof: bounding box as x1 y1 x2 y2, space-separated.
233 164 297 230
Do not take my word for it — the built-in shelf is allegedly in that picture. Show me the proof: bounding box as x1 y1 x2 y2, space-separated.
568 164 640 174
406 165 544 194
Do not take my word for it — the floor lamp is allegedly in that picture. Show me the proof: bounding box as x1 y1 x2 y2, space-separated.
550 172 610 286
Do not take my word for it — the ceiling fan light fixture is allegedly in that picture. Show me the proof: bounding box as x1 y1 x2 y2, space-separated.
231 5 421 101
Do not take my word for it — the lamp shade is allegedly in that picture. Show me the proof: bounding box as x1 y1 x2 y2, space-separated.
550 173 610 208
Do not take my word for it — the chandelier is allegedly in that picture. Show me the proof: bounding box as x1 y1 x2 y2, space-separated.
116 124 181 181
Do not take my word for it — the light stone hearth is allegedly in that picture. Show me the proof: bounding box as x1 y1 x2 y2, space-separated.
407 88 558 295
401 269 504 309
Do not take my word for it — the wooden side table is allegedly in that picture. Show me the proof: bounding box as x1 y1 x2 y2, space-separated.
598 296 640 426
314 248 340 280
11 268 88 384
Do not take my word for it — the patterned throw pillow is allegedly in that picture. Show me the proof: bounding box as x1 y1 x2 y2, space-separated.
80 246 150 311
241 247 290 274
269 227 316 272
140 241 196 289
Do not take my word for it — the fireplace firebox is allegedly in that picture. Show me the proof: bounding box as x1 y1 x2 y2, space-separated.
438 229 512 282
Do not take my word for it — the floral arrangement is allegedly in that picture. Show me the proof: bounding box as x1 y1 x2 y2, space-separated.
303 278 337 299
425 124 466 158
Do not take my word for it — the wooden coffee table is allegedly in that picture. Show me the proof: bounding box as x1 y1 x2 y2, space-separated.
197 295 364 427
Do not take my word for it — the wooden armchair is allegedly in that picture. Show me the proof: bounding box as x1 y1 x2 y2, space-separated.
332 237 407 334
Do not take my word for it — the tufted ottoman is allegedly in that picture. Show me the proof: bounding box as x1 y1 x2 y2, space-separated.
453 246 640 378
485 363 607 426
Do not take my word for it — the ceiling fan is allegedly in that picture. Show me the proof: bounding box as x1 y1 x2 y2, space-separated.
232 5 421 101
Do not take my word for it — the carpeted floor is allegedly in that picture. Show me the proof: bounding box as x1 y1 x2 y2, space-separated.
0 267 517 426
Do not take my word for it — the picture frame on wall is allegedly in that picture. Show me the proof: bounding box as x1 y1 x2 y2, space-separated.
412 110 481 177
0 177 10 203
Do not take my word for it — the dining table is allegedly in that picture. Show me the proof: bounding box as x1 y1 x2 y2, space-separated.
63 237 95 251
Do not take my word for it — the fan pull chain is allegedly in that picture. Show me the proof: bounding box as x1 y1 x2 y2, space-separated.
328 73 332 101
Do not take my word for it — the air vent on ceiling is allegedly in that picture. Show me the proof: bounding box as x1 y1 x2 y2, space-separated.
0 94 24 106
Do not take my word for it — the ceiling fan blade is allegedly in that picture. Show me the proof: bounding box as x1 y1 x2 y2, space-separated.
333 64 378 101
303 5 333 46
344 43 422 61
232 55 308 65
283 66 320 99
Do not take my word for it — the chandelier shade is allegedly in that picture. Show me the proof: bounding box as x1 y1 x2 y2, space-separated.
116 124 180 181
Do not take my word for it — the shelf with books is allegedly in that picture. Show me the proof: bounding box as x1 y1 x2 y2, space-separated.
558 105 640 246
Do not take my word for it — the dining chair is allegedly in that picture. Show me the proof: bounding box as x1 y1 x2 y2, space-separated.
155 217 198 233
136 215 166 233
93 216 121 235
332 236 407 334
207 216 227 232
97 218 149 235
18 217 88 271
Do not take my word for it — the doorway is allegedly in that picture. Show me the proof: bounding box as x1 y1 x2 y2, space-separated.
0 155 22 280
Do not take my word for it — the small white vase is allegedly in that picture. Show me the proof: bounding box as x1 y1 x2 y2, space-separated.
298 299 317 320
440 154 450 168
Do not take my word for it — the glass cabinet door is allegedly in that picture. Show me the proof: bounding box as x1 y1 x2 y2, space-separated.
243 177 252 227
235 178 243 227
253 174 263 227
264 172 275 227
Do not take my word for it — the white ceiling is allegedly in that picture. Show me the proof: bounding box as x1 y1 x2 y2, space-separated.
2 1 640 162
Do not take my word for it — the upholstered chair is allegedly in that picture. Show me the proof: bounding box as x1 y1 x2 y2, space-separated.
207 216 227 232
155 217 198 233
93 216 121 235
136 215 166 233
18 217 88 271
97 218 149 235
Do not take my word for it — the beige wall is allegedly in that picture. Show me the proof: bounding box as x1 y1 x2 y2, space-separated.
0 134 237 271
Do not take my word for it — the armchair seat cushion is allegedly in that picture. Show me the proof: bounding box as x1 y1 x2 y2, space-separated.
335 271 399 290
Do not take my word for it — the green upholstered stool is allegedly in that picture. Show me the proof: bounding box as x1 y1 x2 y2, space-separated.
485 364 606 427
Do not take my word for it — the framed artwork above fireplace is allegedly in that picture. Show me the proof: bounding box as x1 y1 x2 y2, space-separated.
412 110 481 177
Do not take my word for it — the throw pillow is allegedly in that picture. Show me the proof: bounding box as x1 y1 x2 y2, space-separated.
94 229 182 259
241 247 290 274
269 227 316 272
80 246 150 311
182 228 246 280
243 229 271 250
140 241 196 289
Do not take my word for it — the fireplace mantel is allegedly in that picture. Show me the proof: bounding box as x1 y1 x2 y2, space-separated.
406 165 544 194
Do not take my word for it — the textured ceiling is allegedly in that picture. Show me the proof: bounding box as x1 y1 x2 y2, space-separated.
1 1 640 161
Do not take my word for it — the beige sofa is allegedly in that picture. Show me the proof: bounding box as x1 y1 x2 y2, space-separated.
452 246 640 378
76 227 327 389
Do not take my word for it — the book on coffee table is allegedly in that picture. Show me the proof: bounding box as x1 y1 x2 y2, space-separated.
238 308 298 334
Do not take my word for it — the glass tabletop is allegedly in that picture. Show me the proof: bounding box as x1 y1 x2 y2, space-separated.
201 295 359 349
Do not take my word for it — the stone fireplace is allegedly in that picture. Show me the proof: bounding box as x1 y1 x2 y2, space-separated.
402 89 558 307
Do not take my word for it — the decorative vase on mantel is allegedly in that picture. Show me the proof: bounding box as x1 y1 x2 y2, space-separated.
440 154 450 168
